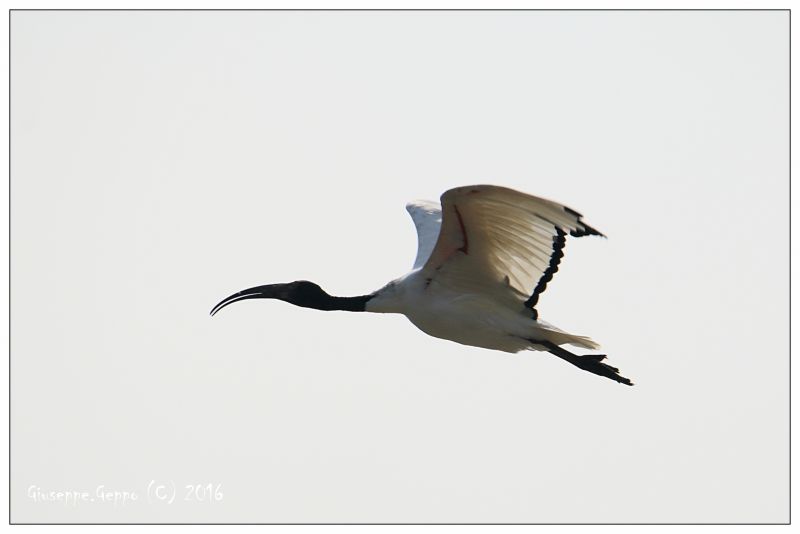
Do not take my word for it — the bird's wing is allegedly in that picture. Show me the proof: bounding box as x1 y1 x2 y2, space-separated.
420 185 603 315
405 200 443 269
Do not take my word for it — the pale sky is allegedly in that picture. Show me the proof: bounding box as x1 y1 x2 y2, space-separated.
11 10 789 523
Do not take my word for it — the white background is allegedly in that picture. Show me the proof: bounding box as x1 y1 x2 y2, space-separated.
10 9 789 523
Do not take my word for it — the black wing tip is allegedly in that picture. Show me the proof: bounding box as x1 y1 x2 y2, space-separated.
563 206 606 238
569 218 606 238
570 225 606 238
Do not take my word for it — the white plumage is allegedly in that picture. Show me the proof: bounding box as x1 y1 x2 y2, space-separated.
405 200 442 270
370 185 600 351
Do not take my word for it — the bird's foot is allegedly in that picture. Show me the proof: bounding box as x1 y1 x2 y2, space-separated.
532 339 634 386
570 354 633 386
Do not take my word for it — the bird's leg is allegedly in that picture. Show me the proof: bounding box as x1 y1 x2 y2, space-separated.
534 340 634 386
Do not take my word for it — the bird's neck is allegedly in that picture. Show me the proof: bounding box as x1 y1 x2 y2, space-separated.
295 293 373 312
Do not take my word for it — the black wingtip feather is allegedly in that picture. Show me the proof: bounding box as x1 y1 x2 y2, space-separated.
570 223 605 238
563 206 605 238
525 227 567 312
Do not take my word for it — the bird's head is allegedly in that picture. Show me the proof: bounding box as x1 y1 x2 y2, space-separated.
210 280 331 316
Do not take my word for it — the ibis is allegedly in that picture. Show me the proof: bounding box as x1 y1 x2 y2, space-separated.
211 185 632 385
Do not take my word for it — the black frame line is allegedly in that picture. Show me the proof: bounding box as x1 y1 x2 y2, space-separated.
7 7 792 526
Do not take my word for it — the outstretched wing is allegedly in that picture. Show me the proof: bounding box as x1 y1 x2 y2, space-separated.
405 200 443 269
420 185 603 316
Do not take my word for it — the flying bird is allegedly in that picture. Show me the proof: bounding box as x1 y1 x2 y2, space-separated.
211 185 632 385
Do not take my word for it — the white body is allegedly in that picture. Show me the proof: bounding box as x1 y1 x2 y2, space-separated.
367 269 598 353
365 185 603 354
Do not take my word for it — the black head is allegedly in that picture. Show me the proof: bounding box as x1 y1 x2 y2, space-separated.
210 280 335 316
278 280 331 308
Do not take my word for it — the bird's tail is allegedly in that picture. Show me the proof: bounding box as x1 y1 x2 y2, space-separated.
531 320 601 350
566 334 600 350
537 330 600 350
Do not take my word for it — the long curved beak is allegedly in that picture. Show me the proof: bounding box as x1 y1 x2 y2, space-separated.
210 284 285 316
